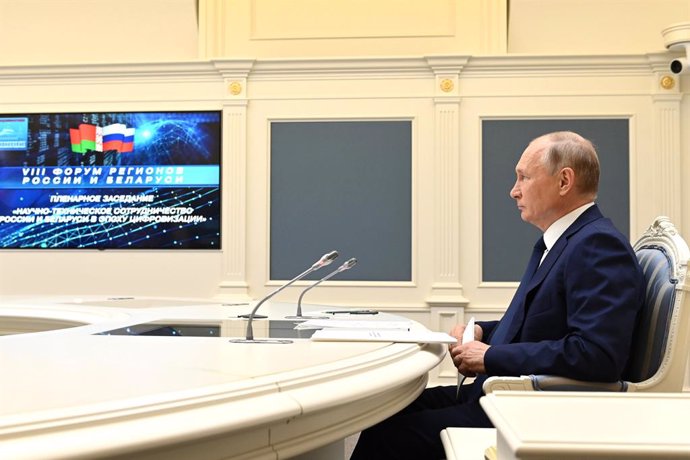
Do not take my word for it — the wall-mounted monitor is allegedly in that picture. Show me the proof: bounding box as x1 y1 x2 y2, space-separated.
0 111 221 249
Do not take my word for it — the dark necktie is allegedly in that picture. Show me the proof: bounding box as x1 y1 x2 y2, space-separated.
489 236 546 345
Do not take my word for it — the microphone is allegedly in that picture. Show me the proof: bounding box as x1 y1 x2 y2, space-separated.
286 258 357 319
229 250 339 343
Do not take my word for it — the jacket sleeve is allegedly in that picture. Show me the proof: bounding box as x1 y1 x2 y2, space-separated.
476 320 499 344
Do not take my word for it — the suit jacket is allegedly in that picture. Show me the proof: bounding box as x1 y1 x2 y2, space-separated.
466 205 645 402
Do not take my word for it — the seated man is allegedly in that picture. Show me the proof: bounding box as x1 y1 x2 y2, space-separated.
351 131 645 459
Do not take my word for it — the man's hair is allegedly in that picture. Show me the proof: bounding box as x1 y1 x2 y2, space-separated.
538 131 600 199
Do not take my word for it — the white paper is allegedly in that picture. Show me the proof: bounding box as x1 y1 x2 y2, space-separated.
458 316 476 387
463 317 475 344
310 328 457 344
294 319 413 330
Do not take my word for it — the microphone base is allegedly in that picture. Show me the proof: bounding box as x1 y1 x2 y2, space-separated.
284 315 330 320
228 338 293 344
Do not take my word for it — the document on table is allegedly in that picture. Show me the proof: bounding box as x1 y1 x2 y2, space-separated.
294 319 413 330
310 328 457 344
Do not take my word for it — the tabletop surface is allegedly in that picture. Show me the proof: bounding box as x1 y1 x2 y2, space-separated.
0 296 446 459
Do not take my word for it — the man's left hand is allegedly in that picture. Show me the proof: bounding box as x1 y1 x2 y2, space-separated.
450 341 489 376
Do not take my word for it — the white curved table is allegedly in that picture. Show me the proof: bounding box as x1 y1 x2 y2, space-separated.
0 296 446 459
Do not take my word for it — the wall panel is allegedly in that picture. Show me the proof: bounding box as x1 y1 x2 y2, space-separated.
0 0 198 65
269 120 412 282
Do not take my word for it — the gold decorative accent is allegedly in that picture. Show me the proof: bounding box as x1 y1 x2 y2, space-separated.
660 75 675 90
229 81 242 95
440 78 454 93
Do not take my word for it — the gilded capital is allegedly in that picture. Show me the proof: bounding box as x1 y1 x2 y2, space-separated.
440 78 455 93
660 75 675 90
229 81 243 96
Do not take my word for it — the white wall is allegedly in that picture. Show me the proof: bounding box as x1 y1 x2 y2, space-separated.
0 0 199 65
508 0 690 54
0 1 688 337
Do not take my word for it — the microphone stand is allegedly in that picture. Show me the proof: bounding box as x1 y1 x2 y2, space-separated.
285 258 357 320
229 250 338 344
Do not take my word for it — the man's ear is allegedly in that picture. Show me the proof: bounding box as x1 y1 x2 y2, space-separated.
558 167 575 195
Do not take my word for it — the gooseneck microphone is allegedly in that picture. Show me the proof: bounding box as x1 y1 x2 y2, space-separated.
285 258 357 320
229 250 339 343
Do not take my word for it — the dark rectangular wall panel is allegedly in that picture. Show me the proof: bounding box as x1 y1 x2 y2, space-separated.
270 121 412 281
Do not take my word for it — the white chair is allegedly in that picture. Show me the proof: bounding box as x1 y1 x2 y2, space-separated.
483 216 690 394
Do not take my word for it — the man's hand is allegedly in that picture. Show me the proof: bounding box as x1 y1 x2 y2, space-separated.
449 341 489 377
449 322 483 343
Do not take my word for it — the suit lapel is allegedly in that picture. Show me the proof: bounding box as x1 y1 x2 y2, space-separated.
501 205 604 344
526 205 603 292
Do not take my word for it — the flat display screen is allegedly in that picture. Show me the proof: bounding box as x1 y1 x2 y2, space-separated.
98 323 221 337
97 320 316 339
0 111 221 249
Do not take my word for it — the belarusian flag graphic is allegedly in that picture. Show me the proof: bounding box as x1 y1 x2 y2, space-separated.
78 123 102 152
69 128 84 153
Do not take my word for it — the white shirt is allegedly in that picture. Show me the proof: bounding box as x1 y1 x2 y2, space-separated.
541 202 595 264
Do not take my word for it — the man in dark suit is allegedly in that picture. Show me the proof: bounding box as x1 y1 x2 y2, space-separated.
351 131 645 459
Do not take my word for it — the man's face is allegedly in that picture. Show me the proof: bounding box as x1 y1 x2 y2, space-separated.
510 141 562 231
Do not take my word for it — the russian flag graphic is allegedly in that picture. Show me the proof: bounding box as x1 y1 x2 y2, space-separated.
121 127 135 153
102 123 126 152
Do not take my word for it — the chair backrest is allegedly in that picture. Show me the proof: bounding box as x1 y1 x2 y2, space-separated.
624 216 690 392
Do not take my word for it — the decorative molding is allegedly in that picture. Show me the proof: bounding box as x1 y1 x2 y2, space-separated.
647 51 683 74
649 49 683 230
434 103 460 281
426 295 470 308
428 307 465 383
660 75 676 90
212 59 256 77
0 60 255 85
0 55 665 85
439 78 455 93
224 78 248 99
651 101 683 231
426 55 466 305
427 100 466 305
197 0 225 59
228 81 243 95
425 55 471 72
0 65 219 87
480 0 508 54
249 57 436 80
219 106 249 298
463 54 655 77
